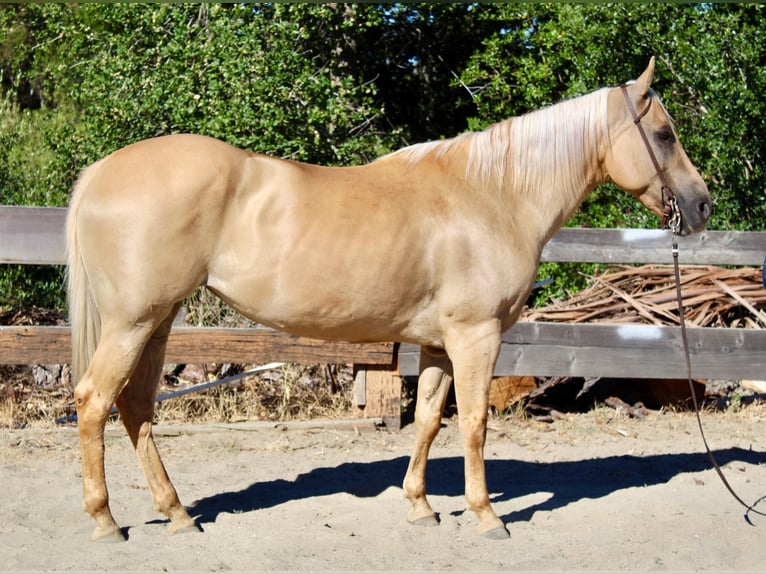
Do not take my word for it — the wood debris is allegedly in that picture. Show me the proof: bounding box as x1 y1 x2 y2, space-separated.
523 265 766 329
604 396 649 419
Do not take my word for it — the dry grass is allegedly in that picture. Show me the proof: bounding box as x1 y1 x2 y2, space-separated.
153 363 355 425
183 287 259 328
1 369 74 429
4 360 765 430
1 362 356 429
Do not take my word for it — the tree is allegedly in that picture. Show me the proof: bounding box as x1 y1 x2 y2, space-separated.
0 4 394 307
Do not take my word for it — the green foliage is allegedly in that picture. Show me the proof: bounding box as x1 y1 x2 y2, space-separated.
1 4 764 310
0 4 397 309
36 4 391 166
0 264 65 310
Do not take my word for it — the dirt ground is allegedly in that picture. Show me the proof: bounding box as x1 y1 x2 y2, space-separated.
2 408 766 572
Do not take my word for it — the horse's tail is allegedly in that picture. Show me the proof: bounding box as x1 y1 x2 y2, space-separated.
66 160 104 383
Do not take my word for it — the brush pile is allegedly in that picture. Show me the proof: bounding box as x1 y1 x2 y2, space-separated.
523 265 766 328
515 264 766 418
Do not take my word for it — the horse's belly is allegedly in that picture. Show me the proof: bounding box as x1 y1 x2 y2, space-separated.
206 268 443 347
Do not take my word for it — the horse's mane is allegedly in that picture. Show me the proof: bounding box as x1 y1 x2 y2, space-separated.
388 87 612 200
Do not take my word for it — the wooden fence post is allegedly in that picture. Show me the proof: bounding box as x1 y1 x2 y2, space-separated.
353 344 401 429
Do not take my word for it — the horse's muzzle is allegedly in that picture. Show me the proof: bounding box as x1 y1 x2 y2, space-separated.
676 187 712 235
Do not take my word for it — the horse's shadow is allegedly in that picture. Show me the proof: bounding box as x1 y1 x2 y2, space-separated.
187 447 765 526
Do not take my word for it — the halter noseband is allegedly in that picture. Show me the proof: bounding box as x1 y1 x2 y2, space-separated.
620 85 680 234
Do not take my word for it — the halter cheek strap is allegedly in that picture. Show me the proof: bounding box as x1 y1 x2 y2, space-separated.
620 85 680 234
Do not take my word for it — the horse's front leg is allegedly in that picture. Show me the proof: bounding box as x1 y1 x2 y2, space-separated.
403 346 454 526
446 323 508 539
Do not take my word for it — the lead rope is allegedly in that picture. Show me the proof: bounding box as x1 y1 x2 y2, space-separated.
671 233 766 523
620 84 764 521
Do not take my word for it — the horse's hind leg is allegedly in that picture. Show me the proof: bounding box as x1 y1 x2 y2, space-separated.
403 346 453 526
74 321 157 541
116 303 197 534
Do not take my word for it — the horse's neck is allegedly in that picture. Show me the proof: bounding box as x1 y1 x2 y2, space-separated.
517 164 604 248
381 88 608 248
498 101 608 247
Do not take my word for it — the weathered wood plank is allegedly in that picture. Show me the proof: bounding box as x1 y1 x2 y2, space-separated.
2 206 764 267
542 228 766 266
0 206 67 265
0 326 71 364
398 344 420 378
398 323 766 380
166 328 396 365
0 325 396 366
496 321 766 380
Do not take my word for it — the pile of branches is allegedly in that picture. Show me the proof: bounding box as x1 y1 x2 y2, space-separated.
523 265 766 328
0 305 66 327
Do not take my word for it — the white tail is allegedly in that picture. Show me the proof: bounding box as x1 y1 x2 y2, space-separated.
66 161 104 383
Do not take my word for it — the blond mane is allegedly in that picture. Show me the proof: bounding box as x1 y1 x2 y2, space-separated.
389 87 611 201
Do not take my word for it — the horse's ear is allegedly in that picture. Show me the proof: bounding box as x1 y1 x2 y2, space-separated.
633 56 656 97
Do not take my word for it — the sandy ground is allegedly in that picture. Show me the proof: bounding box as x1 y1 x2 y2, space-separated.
2 408 766 572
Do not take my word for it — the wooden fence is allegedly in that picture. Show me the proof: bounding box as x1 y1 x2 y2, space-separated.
2 206 766 428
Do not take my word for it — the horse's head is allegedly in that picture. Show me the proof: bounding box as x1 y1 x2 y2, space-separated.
604 57 712 235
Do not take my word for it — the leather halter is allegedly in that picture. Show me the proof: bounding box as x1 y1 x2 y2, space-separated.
620 85 680 234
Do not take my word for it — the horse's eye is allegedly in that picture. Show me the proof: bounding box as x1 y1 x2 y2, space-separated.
655 126 676 146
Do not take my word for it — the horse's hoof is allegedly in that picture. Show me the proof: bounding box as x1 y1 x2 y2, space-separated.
407 507 439 527
411 515 440 527
168 519 201 535
90 524 127 543
480 525 510 540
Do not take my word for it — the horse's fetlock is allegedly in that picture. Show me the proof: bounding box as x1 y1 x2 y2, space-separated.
155 492 180 516
82 492 109 517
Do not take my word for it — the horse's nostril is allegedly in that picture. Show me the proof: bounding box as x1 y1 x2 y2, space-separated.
699 200 712 219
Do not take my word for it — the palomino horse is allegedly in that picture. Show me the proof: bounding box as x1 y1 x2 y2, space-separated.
67 57 711 541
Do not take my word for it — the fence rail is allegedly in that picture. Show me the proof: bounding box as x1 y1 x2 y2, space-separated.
0 325 395 366
0 206 66 265
3 206 765 267
2 205 765 427
399 322 766 380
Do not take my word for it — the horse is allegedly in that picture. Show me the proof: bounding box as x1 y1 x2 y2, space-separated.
66 57 711 541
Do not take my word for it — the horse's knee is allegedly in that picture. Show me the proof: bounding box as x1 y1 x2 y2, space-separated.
459 410 488 443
